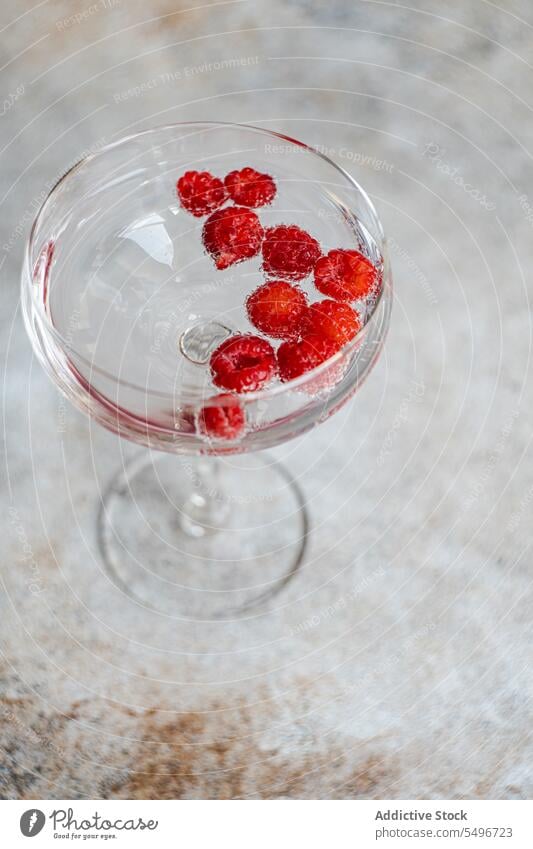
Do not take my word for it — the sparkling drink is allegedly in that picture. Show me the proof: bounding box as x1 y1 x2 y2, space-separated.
22 123 392 616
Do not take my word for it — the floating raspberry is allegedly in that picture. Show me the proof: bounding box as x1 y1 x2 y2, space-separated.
314 248 379 301
224 167 277 208
262 224 321 281
210 334 277 393
202 206 264 270
176 170 227 217
246 280 308 340
198 394 246 440
277 333 338 383
301 299 361 348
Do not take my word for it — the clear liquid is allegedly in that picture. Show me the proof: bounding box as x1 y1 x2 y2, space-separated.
46 156 381 423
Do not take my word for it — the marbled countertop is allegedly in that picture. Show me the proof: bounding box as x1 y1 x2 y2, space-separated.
1 0 532 799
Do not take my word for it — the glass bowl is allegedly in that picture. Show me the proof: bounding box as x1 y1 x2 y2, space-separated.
21 122 392 618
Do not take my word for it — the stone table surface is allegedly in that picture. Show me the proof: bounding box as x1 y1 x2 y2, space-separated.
1 0 532 799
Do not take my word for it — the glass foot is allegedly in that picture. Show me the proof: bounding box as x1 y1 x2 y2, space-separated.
97 451 309 619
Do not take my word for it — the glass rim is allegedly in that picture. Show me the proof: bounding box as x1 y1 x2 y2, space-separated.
23 120 390 404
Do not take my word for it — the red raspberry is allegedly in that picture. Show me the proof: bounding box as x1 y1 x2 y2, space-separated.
176 170 227 217
224 167 277 208
314 248 379 301
210 334 277 393
277 333 338 383
202 206 264 270
246 280 308 340
198 394 245 440
301 299 361 347
262 224 321 281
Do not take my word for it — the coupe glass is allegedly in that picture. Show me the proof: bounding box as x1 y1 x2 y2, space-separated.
21 122 392 618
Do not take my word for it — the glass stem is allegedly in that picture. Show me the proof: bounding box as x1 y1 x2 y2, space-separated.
179 456 230 538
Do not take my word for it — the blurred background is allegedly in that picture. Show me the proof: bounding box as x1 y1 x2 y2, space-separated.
1 0 532 798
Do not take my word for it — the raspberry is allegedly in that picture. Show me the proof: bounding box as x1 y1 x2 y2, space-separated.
246 280 308 340
224 167 276 208
314 248 379 301
262 224 321 281
277 333 338 383
210 334 277 393
202 206 264 270
301 299 361 347
198 394 245 440
176 170 227 217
